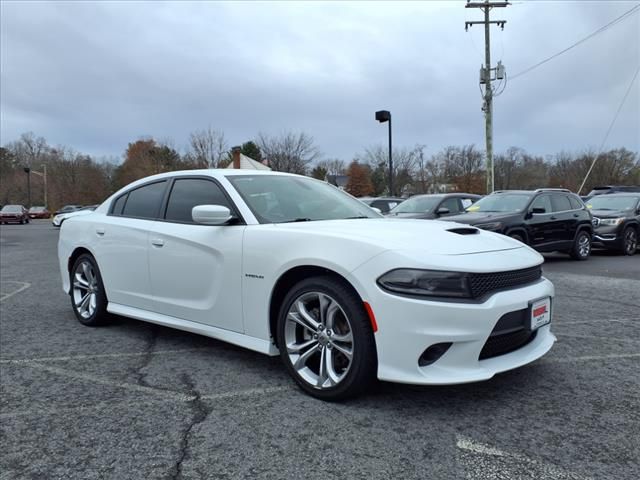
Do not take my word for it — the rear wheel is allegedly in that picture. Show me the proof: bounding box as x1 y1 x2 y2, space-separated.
276 276 377 401
70 254 111 326
621 226 637 256
570 230 591 260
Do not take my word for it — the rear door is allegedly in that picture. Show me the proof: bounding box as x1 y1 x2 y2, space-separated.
96 180 167 310
550 193 575 245
147 176 246 332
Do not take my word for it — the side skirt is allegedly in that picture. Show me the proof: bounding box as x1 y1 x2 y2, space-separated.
107 302 279 356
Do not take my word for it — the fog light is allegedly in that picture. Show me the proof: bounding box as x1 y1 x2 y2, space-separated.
418 342 452 367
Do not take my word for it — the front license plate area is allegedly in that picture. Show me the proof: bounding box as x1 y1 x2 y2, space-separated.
530 297 551 330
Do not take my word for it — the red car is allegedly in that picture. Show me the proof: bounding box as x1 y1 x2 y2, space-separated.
28 206 51 219
0 205 30 224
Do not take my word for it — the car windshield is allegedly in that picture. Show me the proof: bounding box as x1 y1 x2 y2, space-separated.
228 175 381 223
1 205 22 213
587 188 611 196
587 196 639 211
29 207 45 212
467 193 532 213
390 196 441 214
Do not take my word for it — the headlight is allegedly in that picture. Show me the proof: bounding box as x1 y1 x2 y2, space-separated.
473 222 503 232
377 269 471 298
598 218 624 226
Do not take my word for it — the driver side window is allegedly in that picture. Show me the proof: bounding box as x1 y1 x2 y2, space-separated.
531 195 552 214
440 197 461 214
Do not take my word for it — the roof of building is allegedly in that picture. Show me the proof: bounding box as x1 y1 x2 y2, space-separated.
225 153 271 170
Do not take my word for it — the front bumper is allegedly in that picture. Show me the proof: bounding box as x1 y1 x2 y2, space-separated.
364 278 555 385
592 227 622 249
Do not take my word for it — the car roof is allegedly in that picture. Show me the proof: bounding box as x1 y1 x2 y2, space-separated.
589 192 640 197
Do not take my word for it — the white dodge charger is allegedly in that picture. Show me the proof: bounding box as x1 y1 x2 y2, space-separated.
58 170 555 400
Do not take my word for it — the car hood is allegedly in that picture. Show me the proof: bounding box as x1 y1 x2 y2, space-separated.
440 212 516 225
58 210 94 220
273 218 525 255
590 209 626 218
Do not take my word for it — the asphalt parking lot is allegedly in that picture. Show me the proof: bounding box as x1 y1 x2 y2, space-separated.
1 220 639 480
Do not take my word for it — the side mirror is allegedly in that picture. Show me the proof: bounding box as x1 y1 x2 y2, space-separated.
371 207 382 214
531 207 546 215
192 205 234 225
436 207 450 215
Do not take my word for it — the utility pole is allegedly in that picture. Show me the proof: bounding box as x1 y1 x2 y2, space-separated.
375 110 393 195
465 1 509 194
23 167 32 208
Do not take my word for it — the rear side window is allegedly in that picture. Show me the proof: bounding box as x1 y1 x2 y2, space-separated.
165 178 232 223
568 196 583 210
121 181 166 219
111 194 128 215
551 194 572 212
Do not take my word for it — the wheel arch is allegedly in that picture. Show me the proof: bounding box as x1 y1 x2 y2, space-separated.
505 227 529 244
67 246 95 274
268 265 365 348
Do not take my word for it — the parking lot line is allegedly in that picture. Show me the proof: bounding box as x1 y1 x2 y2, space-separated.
558 319 638 325
456 435 591 480
0 281 31 302
0 347 210 365
0 383 290 420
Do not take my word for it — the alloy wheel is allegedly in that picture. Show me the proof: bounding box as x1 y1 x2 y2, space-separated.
72 260 98 319
578 233 591 258
284 292 354 390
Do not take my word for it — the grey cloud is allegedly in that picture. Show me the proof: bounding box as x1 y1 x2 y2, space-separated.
1 1 638 161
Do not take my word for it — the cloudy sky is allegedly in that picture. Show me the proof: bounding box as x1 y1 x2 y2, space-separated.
1 0 638 162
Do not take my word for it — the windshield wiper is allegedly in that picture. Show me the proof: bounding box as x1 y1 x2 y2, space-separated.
344 215 369 219
280 218 313 223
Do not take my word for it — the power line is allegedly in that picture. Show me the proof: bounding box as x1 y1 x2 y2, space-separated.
511 3 640 80
577 64 640 194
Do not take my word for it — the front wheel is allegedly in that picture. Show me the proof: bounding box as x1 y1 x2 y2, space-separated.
621 226 637 256
70 254 111 326
276 276 377 401
570 230 591 260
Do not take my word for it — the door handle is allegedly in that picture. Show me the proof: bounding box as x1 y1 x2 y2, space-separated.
151 238 164 247
96 228 105 236
573 214 579 218
550 216 557 220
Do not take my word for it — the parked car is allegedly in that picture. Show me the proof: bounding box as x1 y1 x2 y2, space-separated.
52 205 98 227
387 193 481 219
0 205 30 224
54 205 83 215
358 196 405 214
58 170 555 400
587 193 640 255
584 185 640 201
28 206 51 219
443 189 593 260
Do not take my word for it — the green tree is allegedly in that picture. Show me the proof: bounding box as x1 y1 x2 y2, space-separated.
241 141 263 162
310 165 328 180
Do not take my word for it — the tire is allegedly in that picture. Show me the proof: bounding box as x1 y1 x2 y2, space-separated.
276 275 377 401
570 230 591 260
20 219 25 225
70 254 111 326
620 226 637 256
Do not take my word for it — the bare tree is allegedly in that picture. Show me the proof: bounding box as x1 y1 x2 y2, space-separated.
317 158 346 176
358 144 420 195
187 127 228 168
257 132 320 174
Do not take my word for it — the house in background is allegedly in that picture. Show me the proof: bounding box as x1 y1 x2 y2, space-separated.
227 146 271 170
325 174 349 190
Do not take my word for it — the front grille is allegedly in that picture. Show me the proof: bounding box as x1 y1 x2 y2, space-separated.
469 266 542 299
479 329 537 360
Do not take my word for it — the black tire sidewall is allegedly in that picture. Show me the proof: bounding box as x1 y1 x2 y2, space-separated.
70 254 110 326
623 226 637 256
276 276 377 401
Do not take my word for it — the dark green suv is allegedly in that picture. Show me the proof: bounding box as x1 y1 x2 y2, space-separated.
443 189 593 260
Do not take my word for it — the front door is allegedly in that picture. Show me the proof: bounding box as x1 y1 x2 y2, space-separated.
147 177 246 332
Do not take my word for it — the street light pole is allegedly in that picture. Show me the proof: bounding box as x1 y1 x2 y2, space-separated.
375 110 393 196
